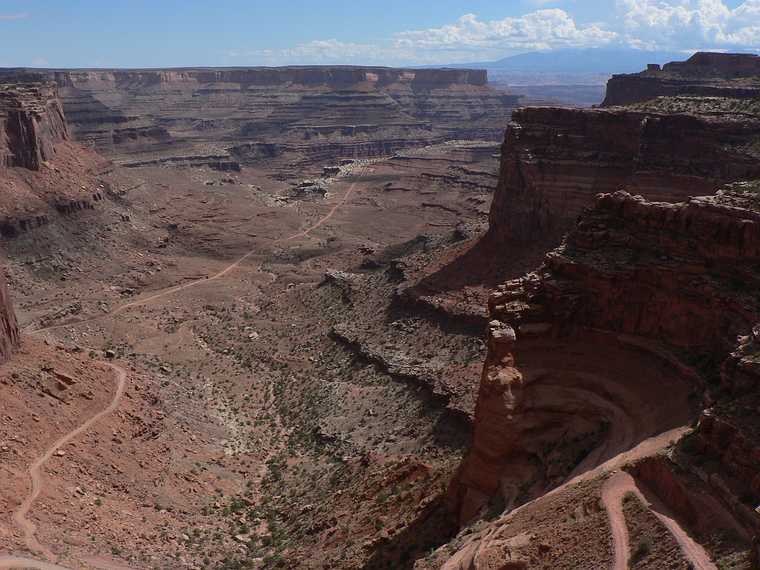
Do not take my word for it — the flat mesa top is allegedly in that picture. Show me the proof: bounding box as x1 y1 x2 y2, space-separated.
0 65 487 73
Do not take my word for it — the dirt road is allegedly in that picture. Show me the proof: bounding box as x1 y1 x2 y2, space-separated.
0 556 73 570
27 168 365 335
3 363 127 567
3 169 366 568
602 470 717 570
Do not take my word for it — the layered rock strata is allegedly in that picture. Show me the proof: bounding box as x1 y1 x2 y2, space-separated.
0 82 107 237
1 67 518 171
604 52 760 107
489 105 760 246
451 184 760 535
0 82 69 169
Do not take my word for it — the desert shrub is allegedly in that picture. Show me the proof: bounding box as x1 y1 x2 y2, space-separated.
630 538 651 566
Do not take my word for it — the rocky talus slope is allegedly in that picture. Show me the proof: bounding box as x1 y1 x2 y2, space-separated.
604 51 760 107
1 67 518 173
0 82 108 237
433 185 760 568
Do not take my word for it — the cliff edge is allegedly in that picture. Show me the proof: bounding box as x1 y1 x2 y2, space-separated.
603 52 760 107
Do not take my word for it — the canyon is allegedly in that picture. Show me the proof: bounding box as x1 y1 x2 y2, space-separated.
0 51 759 570
0 67 518 177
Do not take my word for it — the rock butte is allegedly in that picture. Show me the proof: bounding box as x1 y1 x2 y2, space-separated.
604 51 760 106
0 82 106 237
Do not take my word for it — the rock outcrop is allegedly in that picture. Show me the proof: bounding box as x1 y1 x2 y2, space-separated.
488 105 760 246
603 52 760 107
493 187 760 353
0 82 69 169
449 183 760 544
0 82 108 238
1 67 518 173
0 271 19 362
425 52 760 569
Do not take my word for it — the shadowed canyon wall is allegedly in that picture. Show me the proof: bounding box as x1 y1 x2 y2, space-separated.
0 271 19 363
440 52 760 558
488 105 760 247
448 184 760 547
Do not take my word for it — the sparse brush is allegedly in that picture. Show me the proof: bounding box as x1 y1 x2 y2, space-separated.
630 539 651 566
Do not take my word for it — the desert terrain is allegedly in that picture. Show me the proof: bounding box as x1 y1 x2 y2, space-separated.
0 51 759 570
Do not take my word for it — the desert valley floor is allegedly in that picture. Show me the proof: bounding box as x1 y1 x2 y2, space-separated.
1 54 760 570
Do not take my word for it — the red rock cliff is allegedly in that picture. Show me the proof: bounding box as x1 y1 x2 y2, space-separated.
0 83 69 170
451 184 760 529
603 52 760 107
0 271 19 363
488 105 760 247
0 82 106 238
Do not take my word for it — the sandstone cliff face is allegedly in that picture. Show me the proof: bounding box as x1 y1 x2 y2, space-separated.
0 271 19 363
488 105 760 246
0 82 107 238
44 67 488 89
0 83 69 169
603 52 760 107
1 67 517 172
494 188 760 352
450 184 760 534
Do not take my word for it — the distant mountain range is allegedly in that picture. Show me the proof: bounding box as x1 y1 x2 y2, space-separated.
445 48 688 75
421 48 693 107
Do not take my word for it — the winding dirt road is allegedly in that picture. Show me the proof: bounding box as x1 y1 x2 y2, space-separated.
27 168 364 336
0 557 73 570
0 363 127 569
602 470 717 570
2 170 366 568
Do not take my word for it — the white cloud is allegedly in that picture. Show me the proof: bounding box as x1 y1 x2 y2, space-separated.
227 2 760 66
394 10 617 54
616 0 760 51
229 9 619 65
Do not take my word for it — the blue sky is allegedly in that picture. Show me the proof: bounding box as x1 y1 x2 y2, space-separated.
0 0 757 68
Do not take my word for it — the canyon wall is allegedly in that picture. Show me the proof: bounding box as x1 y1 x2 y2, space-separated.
1 67 518 172
450 183 760 533
0 82 107 238
0 82 69 169
603 52 760 107
442 53 760 552
488 105 760 246
0 271 19 362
